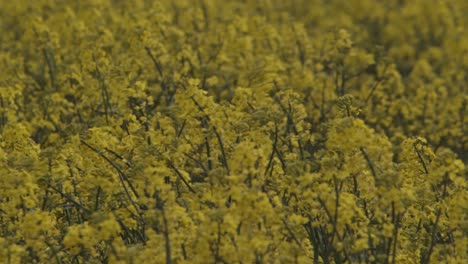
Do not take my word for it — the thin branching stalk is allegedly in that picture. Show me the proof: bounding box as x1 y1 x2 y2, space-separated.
360 147 378 179
213 127 230 174
167 161 196 194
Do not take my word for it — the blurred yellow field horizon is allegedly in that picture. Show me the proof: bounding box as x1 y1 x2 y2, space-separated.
0 0 466 263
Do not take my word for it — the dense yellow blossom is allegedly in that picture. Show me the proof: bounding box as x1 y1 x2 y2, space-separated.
0 0 466 263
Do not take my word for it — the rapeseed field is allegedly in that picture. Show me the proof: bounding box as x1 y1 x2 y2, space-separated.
0 0 466 263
